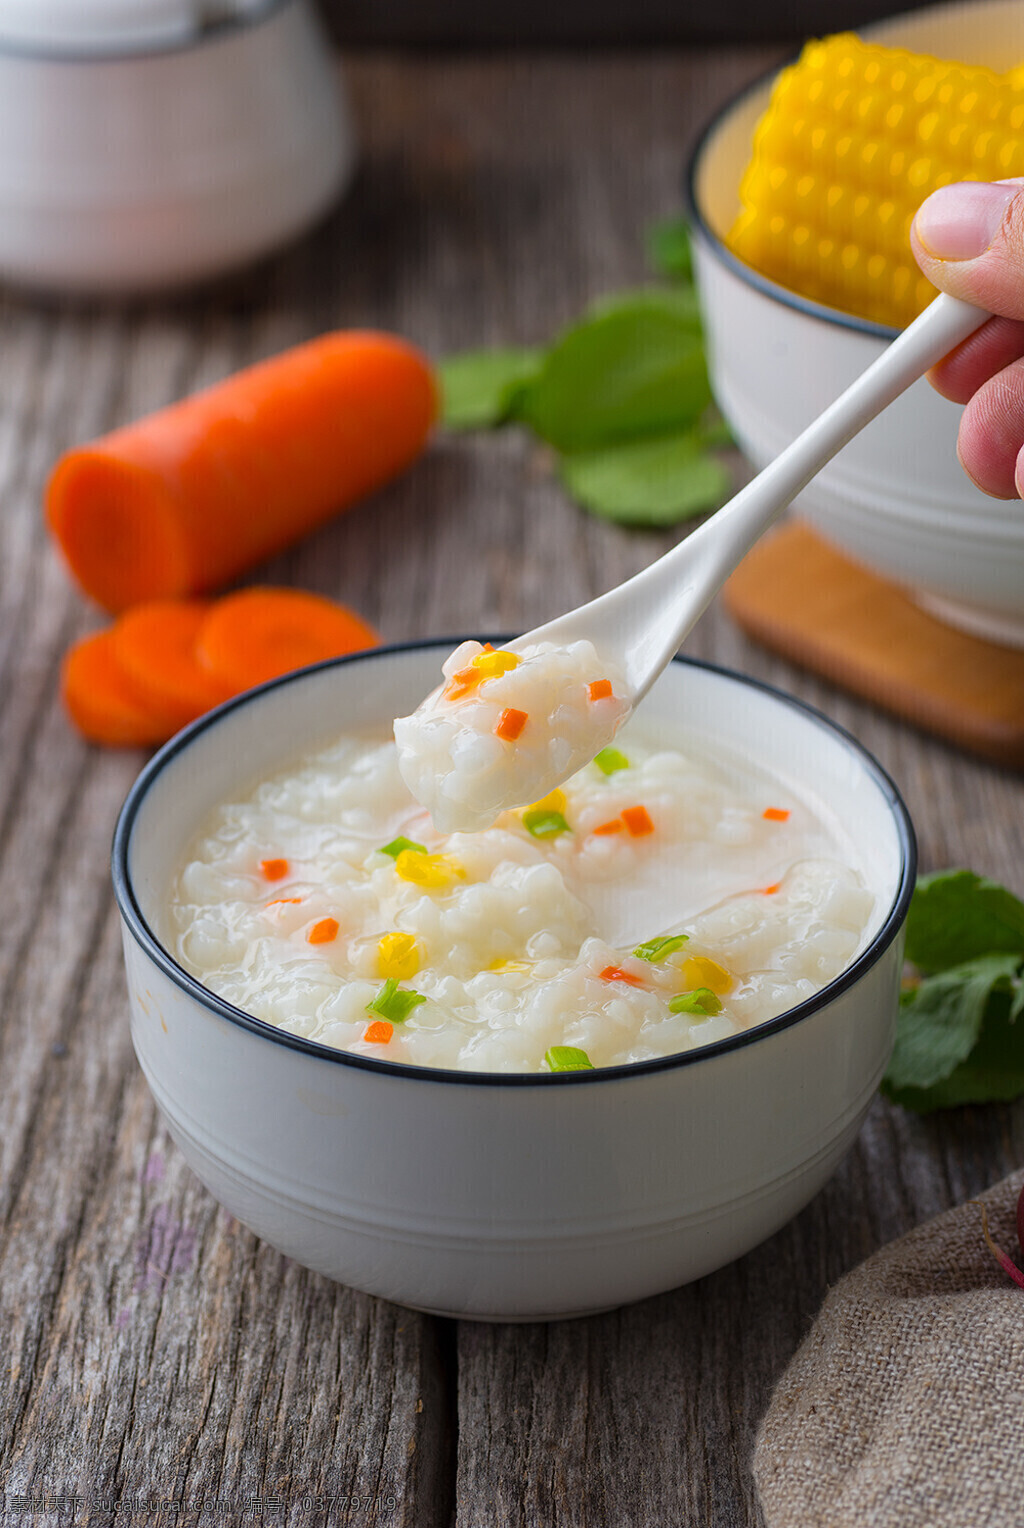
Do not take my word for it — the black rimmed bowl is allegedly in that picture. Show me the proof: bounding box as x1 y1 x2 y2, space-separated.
113 640 914 1320
686 0 1024 648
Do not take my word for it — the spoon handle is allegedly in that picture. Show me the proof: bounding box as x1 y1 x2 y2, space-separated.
580 292 989 694
520 292 990 695
706 291 988 542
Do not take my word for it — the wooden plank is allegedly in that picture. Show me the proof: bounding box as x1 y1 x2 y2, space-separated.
724 521 1024 767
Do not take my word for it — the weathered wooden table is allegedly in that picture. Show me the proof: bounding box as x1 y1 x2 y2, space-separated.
2 48 1023 1528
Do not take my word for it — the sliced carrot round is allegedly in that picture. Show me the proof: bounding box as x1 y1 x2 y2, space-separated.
196 587 380 693
111 598 233 733
61 628 170 747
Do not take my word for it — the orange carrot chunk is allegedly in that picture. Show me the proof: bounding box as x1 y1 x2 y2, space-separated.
260 858 289 881
621 805 655 837
599 965 645 987
763 807 790 822
196 587 379 693
761 882 782 895
111 598 233 733
592 818 624 836
588 679 613 701
61 628 172 747
46 331 437 613
364 1020 394 1045
495 708 528 742
308 917 339 944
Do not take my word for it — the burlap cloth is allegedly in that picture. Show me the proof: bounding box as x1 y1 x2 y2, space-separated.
754 1169 1024 1528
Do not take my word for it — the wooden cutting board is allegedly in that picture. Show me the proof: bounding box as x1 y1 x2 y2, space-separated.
723 521 1024 768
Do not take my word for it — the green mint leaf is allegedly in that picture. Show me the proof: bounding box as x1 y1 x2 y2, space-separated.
560 431 730 525
883 952 1023 1094
438 347 545 430
905 870 1024 973
517 298 711 452
647 218 694 281
583 285 703 329
884 974 1024 1112
699 408 734 449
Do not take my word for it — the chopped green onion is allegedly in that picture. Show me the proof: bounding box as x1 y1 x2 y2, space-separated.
632 934 689 963
380 836 427 859
367 978 427 1024
522 808 571 839
594 747 629 775
545 1045 595 1072
669 987 722 1016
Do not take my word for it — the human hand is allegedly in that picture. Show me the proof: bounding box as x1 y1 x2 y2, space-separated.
911 178 1024 499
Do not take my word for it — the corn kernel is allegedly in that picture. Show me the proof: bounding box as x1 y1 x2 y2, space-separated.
394 850 465 888
727 33 1024 329
680 956 734 995
378 931 420 980
471 648 521 680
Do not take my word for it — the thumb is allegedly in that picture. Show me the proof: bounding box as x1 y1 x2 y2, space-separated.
911 178 1024 320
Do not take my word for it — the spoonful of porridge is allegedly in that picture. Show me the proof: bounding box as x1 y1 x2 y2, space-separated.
395 292 987 833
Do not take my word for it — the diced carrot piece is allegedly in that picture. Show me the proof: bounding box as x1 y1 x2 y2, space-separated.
266 897 302 907
592 819 624 836
308 917 339 944
444 666 483 701
495 708 528 741
763 807 790 822
621 805 654 837
260 858 289 881
364 1020 394 1044
761 882 781 895
599 965 645 987
588 679 613 701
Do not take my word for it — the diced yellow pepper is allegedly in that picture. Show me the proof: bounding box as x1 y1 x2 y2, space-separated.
487 958 530 972
525 788 567 815
471 648 521 680
394 850 466 888
680 956 734 995
728 33 1024 328
378 931 421 980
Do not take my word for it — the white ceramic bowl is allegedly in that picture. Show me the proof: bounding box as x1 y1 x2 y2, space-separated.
687 0 1024 648
112 641 914 1320
0 0 356 293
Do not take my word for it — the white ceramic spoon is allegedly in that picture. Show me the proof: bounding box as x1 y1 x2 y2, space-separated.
517 291 989 704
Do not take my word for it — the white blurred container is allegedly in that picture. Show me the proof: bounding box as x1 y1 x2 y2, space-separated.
0 0 357 292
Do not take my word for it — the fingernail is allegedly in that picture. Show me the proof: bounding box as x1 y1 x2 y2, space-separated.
914 181 1019 260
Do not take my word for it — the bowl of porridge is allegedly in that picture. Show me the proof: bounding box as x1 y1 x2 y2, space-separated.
113 638 914 1319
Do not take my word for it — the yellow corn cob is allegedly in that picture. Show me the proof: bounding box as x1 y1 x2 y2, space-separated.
728 33 1024 328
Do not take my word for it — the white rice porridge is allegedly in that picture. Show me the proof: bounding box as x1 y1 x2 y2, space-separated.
394 639 632 833
169 721 875 1073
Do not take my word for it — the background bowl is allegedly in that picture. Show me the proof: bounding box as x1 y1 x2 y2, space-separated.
688 0 1024 648
113 641 914 1320
0 0 356 293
